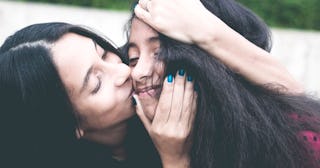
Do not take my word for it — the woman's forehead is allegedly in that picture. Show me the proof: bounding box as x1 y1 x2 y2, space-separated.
51 33 95 87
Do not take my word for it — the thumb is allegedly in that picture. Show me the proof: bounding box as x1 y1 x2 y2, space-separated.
133 94 151 131
134 4 152 25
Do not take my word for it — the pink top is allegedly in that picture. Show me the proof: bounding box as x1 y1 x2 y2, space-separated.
299 130 320 160
291 113 320 165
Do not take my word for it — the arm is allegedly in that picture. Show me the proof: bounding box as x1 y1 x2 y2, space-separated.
196 16 303 93
135 0 304 93
134 71 197 168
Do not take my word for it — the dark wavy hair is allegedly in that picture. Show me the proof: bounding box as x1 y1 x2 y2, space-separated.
125 0 320 167
0 22 148 168
159 0 320 168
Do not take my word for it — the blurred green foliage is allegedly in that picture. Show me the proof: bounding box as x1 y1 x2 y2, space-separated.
15 0 319 30
17 0 136 10
237 0 320 30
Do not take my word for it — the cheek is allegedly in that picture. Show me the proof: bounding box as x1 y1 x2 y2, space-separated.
98 84 132 114
155 61 165 80
98 86 118 111
81 94 116 119
79 85 117 119
139 97 158 121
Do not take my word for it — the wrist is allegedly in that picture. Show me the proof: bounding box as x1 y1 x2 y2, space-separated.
191 10 222 49
161 155 190 168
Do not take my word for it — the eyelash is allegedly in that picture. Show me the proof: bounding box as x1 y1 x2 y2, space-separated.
128 50 159 67
91 76 102 94
101 50 107 60
129 57 139 67
154 51 159 57
91 48 112 94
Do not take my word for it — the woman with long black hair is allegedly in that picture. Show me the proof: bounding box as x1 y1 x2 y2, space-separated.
0 22 196 168
127 0 320 167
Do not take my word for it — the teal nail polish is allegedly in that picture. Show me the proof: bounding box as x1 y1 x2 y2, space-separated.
132 2 138 11
187 75 193 82
178 69 185 76
167 74 173 83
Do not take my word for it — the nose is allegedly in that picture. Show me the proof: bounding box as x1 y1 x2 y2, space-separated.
101 52 132 87
131 54 154 83
112 63 132 87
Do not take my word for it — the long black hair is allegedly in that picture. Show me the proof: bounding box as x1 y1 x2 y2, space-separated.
158 1 320 168
160 39 320 168
0 22 150 168
125 0 320 167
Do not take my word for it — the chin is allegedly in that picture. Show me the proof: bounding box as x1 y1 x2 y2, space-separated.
141 99 157 121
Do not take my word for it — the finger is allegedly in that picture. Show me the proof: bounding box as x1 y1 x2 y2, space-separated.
138 0 149 10
153 74 174 125
181 75 195 126
188 90 198 130
133 94 151 131
168 69 186 122
134 2 152 24
146 0 152 12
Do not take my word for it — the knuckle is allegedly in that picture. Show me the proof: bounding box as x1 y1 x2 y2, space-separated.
150 126 163 136
153 17 165 30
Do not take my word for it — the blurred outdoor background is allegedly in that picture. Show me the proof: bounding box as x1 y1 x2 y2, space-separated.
0 0 319 95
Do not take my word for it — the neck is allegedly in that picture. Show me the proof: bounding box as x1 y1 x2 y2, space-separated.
83 120 129 158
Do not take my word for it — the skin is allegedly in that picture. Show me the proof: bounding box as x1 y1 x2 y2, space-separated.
51 32 196 167
128 17 196 168
128 0 303 165
128 17 164 120
52 33 134 157
135 0 304 93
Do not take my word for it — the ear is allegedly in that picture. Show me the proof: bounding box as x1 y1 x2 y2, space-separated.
75 128 84 139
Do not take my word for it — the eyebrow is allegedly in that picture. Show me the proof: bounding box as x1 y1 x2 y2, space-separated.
93 39 98 50
147 36 160 43
128 36 160 49
80 65 94 94
93 39 107 58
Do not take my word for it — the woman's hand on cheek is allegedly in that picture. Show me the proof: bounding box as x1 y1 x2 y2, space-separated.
135 0 213 44
134 70 197 168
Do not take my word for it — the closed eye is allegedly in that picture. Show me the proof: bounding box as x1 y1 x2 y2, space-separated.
101 50 108 60
154 50 159 57
129 57 139 67
91 76 102 94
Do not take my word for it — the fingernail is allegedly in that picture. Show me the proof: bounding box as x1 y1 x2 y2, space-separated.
132 97 137 106
132 2 138 10
167 74 173 83
187 75 193 82
178 69 185 76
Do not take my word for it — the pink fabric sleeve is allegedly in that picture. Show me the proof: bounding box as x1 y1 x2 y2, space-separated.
290 113 320 165
299 131 320 160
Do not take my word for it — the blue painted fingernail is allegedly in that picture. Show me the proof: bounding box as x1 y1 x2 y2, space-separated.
187 75 193 82
132 2 138 10
167 74 173 83
178 69 185 76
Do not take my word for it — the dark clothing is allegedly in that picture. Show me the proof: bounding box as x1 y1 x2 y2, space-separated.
77 116 161 168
